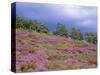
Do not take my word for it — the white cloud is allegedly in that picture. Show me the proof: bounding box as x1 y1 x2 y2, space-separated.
62 5 97 20
61 5 97 30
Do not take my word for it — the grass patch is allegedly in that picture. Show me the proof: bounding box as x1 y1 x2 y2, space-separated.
47 54 67 61
20 64 30 72
54 43 68 50
20 62 36 72
75 53 89 63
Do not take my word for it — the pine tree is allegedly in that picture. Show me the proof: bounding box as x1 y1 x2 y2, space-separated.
53 23 68 37
70 26 77 39
76 28 83 40
85 32 94 43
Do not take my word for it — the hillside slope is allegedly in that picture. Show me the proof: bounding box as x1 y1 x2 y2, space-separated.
16 29 97 72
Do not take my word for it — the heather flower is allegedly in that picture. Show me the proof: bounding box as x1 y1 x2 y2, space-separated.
15 29 97 72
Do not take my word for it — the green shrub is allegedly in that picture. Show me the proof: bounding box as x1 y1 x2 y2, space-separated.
80 40 87 47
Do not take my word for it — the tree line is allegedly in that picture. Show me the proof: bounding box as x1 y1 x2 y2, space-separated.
16 16 97 44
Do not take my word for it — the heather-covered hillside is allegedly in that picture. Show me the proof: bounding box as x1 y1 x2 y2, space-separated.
16 29 97 72
12 3 97 73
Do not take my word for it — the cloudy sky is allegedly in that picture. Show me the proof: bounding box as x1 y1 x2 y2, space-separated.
15 2 97 34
